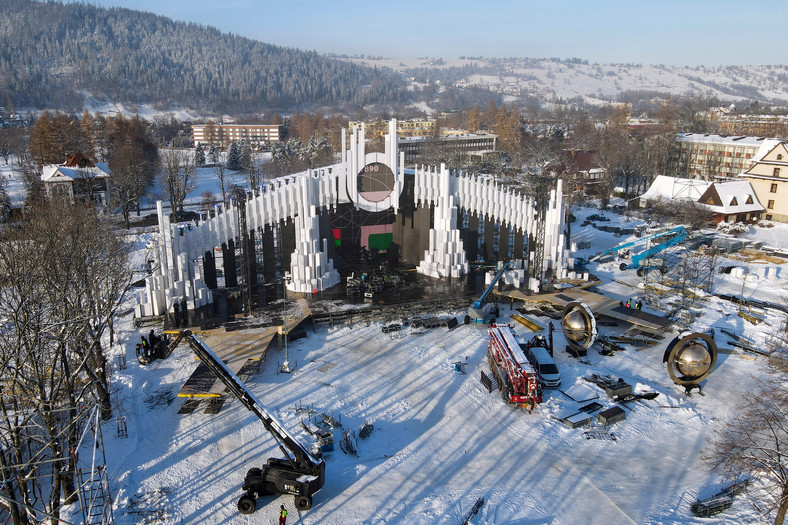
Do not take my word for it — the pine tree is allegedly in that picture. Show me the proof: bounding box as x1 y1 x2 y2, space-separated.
240 140 252 170
195 143 205 166
208 142 218 164
226 141 242 170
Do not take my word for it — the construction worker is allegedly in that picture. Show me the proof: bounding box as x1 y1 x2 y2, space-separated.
180 297 188 327
278 504 287 525
172 301 181 327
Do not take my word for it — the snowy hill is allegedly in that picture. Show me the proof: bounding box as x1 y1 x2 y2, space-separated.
341 57 788 107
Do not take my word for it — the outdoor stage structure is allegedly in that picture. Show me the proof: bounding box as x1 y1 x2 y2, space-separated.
134 120 572 319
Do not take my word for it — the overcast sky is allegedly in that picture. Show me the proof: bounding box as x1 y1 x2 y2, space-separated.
66 0 785 66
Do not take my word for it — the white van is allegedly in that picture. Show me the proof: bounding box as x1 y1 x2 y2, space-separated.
525 346 561 388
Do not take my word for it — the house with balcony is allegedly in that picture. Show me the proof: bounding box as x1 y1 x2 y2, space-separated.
40 152 111 207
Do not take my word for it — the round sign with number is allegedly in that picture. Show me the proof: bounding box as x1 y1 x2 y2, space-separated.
357 162 395 203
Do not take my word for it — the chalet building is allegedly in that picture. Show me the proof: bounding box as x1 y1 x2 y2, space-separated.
739 141 788 222
696 180 764 224
637 175 763 224
671 133 779 181
191 123 282 149
561 150 607 196
40 152 111 207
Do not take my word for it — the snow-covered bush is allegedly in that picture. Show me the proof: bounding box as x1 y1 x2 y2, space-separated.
715 221 749 234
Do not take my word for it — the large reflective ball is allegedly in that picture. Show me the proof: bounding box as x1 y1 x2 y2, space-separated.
561 301 597 350
663 332 718 386
562 310 587 343
675 342 712 377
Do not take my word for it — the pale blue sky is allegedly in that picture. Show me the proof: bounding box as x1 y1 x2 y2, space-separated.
68 0 785 65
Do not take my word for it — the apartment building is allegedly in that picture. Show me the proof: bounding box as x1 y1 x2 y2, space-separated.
398 133 498 165
708 110 788 138
671 133 779 180
348 119 437 139
191 123 283 148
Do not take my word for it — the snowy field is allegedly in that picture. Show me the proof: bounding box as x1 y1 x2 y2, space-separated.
104 255 784 524
106 219 787 523
4 160 787 523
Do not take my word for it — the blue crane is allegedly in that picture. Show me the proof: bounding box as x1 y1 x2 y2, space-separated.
590 226 688 276
467 262 510 324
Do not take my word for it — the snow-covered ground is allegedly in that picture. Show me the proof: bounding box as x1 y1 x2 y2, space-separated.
5 161 787 523
105 240 784 524
107 215 786 523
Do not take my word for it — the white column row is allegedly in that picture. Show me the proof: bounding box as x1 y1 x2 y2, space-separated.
417 164 470 279
413 166 567 281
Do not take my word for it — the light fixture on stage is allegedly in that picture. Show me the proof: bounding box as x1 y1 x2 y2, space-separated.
561 301 598 351
663 332 717 393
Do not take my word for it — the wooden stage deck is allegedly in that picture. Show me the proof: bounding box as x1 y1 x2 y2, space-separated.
499 287 673 335
177 297 313 399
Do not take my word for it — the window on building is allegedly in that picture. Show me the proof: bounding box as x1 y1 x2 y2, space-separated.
729 197 738 206
771 183 778 193
778 154 783 160
775 167 782 177
768 200 775 209
746 195 754 204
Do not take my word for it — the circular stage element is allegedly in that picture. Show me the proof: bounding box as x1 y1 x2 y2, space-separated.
357 162 395 203
663 332 717 387
562 301 598 350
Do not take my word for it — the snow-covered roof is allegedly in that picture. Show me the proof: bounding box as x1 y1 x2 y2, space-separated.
698 180 764 215
638 175 710 203
40 163 110 182
750 139 783 163
640 176 763 216
676 133 777 149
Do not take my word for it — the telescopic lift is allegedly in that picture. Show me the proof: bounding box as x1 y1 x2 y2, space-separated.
590 226 688 276
170 330 325 514
467 262 510 324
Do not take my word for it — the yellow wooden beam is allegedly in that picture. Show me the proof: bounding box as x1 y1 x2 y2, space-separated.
511 313 543 332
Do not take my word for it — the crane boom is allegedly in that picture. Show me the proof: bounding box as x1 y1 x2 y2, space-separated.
473 262 509 309
589 226 688 272
185 332 320 470
175 330 325 514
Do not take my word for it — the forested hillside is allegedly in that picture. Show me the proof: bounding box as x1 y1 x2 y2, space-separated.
0 0 409 113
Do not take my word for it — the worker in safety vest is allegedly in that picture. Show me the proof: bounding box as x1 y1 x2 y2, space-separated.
279 504 287 524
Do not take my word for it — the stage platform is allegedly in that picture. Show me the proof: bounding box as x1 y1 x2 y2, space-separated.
177 296 313 400
177 327 278 398
500 287 673 336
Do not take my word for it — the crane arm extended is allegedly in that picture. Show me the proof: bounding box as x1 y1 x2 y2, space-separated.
181 331 321 473
631 227 687 267
473 263 510 309
589 226 687 262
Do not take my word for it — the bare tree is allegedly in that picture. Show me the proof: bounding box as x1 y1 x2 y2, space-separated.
213 159 229 206
107 114 159 225
160 147 196 215
704 379 788 525
0 200 132 522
